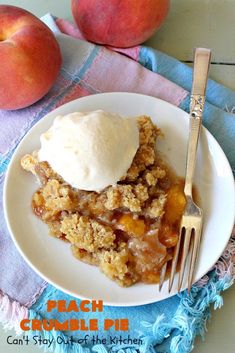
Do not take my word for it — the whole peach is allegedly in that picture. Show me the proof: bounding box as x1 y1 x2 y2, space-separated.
71 0 170 48
0 5 62 110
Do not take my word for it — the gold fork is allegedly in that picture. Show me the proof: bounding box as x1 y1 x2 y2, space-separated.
159 48 211 293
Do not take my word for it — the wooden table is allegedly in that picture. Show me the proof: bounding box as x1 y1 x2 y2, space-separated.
0 1 234 352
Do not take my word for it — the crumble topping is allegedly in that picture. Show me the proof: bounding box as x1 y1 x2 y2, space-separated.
61 214 116 252
99 247 138 287
124 116 160 181
21 153 37 175
104 184 149 213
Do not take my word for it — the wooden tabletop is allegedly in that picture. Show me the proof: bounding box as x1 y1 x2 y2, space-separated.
0 1 235 353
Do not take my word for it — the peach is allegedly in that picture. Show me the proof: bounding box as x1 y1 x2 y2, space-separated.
71 0 170 48
0 5 62 110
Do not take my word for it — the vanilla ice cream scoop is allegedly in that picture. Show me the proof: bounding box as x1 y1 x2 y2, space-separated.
38 110 139 192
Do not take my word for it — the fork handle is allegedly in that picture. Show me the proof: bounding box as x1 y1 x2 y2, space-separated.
184 48 211 196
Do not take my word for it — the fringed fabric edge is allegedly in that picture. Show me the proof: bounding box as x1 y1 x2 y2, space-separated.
0 291 28 334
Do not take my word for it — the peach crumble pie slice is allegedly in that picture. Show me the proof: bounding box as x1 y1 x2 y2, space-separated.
21 116 186 287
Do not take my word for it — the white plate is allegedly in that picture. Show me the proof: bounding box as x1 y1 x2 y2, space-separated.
3 92 235 306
